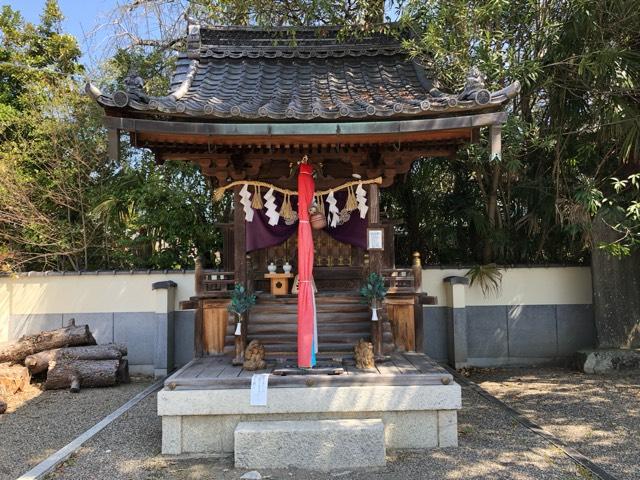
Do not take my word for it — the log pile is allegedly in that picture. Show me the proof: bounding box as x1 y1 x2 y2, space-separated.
0 320 130 402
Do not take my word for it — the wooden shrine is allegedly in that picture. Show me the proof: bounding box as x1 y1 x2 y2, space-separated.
88 24 519 364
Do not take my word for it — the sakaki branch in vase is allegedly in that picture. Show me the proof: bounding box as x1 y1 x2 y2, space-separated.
228 284 256 365
360 272 387 321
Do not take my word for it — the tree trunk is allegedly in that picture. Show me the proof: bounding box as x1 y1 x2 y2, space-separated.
0 363 31 395
45 359 119 392
0 322 96 364
592 213 640 348
24 344 127 374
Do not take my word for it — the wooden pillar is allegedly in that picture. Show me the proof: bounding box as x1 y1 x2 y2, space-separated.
232 186 248 363
221 223 234 271
368 183 384 358
412 252 422 293
107 128 120 162
368 183 382 273
233 186 247 284
490 125 502 162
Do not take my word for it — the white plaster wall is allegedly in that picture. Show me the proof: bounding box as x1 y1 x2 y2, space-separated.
0 272 195 319
0 267 592 344
0 281 9 342
422 266 592 307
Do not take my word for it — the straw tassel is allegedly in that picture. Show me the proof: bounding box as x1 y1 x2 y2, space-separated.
280 193 294 221
345 185 358 212
251 185 263 209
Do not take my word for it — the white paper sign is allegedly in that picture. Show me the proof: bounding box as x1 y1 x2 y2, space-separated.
250 373 269 406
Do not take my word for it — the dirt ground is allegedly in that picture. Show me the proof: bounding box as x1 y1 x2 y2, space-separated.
0 378 152 480
4 368 637 480
469 367 640 480
48 381 587 480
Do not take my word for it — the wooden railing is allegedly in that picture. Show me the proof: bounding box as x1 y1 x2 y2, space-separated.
382 268 416 294
381 253 423 294
195 260 235 296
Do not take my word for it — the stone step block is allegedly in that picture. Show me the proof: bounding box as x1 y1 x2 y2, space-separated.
234 419 386 470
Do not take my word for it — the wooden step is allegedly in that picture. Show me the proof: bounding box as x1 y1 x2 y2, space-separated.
248 322 371 335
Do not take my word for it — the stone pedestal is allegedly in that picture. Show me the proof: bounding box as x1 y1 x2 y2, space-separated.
158 382 461 455
234 419 386 470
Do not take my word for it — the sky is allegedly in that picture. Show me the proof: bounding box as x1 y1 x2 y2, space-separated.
2 0 118 66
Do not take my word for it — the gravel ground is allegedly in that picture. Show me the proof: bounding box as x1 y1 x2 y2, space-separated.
469 368 640 480
50 383 590 480
0 378 152 480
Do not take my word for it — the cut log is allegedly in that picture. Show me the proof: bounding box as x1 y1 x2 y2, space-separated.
117 359 130 384
25 344 127 375
0 322 96 364
0 398 6 414
45 359 119 392
0 363 31 395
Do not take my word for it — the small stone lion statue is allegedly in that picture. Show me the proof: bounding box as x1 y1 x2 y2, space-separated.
354 339 375 369
243 340 266 371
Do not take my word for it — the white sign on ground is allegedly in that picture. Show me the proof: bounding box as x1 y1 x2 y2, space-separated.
250 374 269 406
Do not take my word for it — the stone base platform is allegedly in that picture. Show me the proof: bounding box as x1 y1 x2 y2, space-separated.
158 353 461 457
234 419 386 470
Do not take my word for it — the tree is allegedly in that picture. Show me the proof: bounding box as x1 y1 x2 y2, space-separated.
397 0 640 264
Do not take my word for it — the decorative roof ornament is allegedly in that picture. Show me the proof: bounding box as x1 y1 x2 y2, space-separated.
458 66 491 105
111 71 149 107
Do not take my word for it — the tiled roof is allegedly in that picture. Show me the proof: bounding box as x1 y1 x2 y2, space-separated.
88 25 519 121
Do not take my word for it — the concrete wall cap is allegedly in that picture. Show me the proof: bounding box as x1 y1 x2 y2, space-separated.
443 276 470 285
152 280 178 290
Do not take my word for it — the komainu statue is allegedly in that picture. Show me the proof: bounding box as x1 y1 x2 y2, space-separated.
243 340 266 371
354 339 375 369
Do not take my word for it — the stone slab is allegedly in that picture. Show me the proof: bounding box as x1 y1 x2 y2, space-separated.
62 312 114 344
466 306 508 358
508 305 557 357
158 384 462 416
447 308 468 368
114 312 156 365
577 349 640 373
423 307 448 361
437 410 458 447
234 419 386 470
557 304 596 355
9 313 63 340
173 310 195 368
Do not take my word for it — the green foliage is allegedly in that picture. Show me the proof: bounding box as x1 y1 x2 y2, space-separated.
360 272 388 305
465 264 503 297
2 0 639 273
595 174 640 257
228 283 257 317
0 1 224 272
395 0 640 263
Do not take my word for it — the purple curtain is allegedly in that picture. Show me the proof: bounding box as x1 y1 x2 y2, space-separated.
245 190 366 252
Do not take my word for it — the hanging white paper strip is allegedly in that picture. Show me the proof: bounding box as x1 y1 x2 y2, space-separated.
239 184 254 222
326 190 340 227
263 187 280 226
234 322 242 335
355 182 368 219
